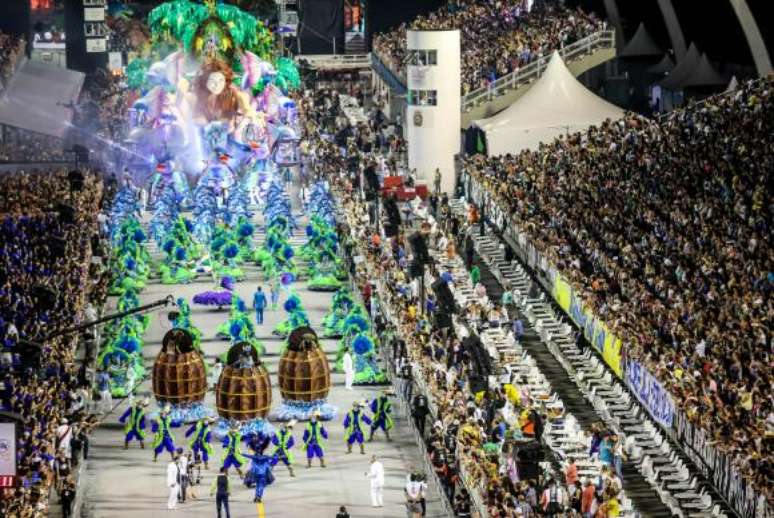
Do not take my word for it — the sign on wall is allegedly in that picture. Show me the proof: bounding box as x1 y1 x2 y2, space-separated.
108 51 123 71
626 360 675 427
86 38 107 53
0 423 16 486
83 7 105 22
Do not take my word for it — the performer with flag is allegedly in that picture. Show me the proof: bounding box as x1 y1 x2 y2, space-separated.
368 391 394 442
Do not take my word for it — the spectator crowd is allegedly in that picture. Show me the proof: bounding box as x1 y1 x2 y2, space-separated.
0 169 109 517
0 132 71 163
372 0 604 95
1 31 26 87
464 77 773 505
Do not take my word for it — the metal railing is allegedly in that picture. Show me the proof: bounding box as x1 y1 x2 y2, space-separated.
371 50 408 89
461 30 615 112
297 53 372 69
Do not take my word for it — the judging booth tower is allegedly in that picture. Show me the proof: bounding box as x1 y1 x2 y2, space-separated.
406 30 461 194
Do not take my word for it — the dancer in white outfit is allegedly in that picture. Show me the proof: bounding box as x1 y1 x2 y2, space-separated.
166 457 179 510
366 454 384 507
343 349 354 390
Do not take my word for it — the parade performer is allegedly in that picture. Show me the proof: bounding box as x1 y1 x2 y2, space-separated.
253 285 267 325
270 278 280 310
321 289 354 338
246 431 273 455
242 450 277 503
173 297 202 350
271 421 296 477
368 392 394 442
343 401 372 455
343 347 354 391
215 294 265 355
349 333 388 385
217 294 255 339
152 406 181 462
119 398 148 449
334 310 369 370
186 416 215 469
303 411 328 468
273 293 310 338
221 424 246 476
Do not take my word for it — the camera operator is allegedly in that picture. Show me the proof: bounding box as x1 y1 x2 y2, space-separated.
405 471 427 518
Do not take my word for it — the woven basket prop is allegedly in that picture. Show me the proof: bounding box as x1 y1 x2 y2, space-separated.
152 328 207 404
216 342 272 420
278 326 330 402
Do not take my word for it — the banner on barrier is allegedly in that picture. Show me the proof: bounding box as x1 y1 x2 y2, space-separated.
551 274 623 377
626 360 674 427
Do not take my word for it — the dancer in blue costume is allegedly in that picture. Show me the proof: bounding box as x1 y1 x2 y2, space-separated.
368 391 394 442
119 398 148 449
343 401 371 455
271 421 296 477
243 451 277 503
221 424 246 476
152 406 182 462
186 416 215 469
302 411 328 468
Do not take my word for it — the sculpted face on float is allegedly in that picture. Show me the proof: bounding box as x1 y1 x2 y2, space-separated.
206 71 227 95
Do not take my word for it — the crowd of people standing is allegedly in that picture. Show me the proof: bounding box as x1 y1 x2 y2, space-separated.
464 77 773 505
0 169 110 517
1 31 25 87
373 0 604 94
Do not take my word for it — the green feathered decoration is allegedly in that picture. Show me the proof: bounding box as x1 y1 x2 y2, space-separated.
147 0 274 58
273 57 300 92
148 0 204 43
126 57 151 91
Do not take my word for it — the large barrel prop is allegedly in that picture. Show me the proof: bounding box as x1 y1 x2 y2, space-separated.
153 328 207 404
216 342 272 420
278 326 330 402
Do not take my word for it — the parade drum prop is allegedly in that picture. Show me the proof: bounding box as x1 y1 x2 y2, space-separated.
152 328 207 404
216 342 272 420
278 326 330 402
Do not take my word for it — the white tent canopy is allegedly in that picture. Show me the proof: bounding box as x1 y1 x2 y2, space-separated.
472 51 624 156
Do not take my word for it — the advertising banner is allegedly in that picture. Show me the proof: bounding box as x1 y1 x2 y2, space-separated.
626 360 675 427
0 423 16 485
552 274 623 377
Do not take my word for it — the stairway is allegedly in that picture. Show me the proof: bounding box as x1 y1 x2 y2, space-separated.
345 34 366 55
454 212 676 518
471 248 504 303
519 319 673 518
